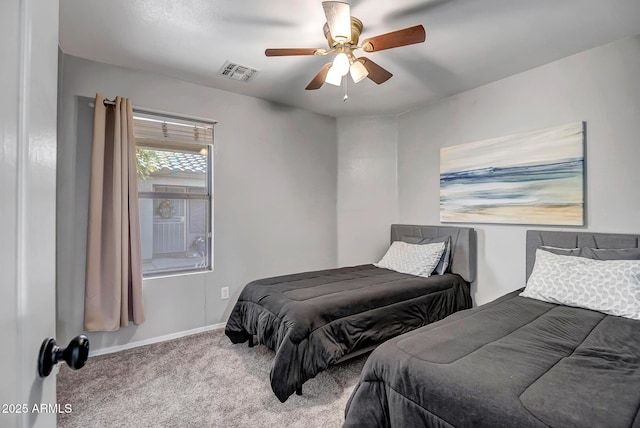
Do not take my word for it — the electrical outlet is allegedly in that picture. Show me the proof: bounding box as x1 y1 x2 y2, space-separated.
221 287 229 300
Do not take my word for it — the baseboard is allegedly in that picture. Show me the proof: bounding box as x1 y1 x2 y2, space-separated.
89 322 226 357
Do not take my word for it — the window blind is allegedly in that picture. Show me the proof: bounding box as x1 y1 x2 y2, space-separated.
133 113 214 152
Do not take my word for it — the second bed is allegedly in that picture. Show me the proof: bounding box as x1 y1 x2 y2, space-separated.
344 229 640 427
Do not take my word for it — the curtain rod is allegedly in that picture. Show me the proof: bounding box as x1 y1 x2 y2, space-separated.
102 99 218 126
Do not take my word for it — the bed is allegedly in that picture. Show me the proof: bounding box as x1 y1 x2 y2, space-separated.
225 225 476 402
343 230 640 428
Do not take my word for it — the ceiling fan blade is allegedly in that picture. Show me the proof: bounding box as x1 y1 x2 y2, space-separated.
360 58 393 84
265 48 320 57
361 25 426 52
305 63 333 90
322 1 351 42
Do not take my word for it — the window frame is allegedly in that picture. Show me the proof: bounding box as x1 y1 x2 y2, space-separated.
134 111 214 278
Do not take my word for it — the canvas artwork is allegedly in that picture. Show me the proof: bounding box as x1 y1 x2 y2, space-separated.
440 122 584 225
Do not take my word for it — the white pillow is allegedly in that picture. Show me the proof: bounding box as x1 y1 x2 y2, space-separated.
520 249 640 320
374 241 445 278
434 238 451 275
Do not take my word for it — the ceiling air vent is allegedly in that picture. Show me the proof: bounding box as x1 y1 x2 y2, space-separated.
218 61 258 82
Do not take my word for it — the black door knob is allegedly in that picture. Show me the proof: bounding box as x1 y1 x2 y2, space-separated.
38 335 90 378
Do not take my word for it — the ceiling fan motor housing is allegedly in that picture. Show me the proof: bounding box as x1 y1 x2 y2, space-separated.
323 17 363 47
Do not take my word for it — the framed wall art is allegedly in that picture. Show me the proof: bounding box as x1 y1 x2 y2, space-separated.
440 122 585 226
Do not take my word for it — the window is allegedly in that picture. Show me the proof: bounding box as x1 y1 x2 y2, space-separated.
134 112 214 277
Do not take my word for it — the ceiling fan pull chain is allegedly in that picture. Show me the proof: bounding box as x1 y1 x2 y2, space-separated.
343 75 349 102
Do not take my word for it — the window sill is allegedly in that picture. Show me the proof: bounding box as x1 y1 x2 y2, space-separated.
142 268 213 281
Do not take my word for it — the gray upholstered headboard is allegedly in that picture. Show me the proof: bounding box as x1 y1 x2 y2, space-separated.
526 230 640 280
390 224 477 283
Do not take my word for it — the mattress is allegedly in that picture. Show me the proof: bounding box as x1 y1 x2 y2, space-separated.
344 290 640 428
224 264 471 402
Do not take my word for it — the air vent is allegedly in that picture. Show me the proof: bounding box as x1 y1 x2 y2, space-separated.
218 61 259 82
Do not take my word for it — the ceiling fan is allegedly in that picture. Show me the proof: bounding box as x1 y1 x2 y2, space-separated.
265 1 426 91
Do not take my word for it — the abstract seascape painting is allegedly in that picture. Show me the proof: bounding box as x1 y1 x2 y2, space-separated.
440 122 584 225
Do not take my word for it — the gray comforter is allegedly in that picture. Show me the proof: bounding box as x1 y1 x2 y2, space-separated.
224 264 471 402
344 290 640 428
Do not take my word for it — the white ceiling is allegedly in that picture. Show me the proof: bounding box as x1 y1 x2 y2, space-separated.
59 0 640 118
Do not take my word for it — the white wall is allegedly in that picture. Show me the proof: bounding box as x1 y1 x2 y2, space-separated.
397 35 640 305
337 116 398 266
57 55 337 351
57 34 640 351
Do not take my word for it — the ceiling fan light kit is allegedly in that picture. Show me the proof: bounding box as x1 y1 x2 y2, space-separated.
332 52 351 76
325 65 343 86
349 59 368 83
265 1 426 96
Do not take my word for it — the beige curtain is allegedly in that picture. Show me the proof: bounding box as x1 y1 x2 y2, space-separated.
84 94 145 331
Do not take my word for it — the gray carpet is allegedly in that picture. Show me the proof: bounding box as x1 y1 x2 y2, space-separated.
57 328 368 427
